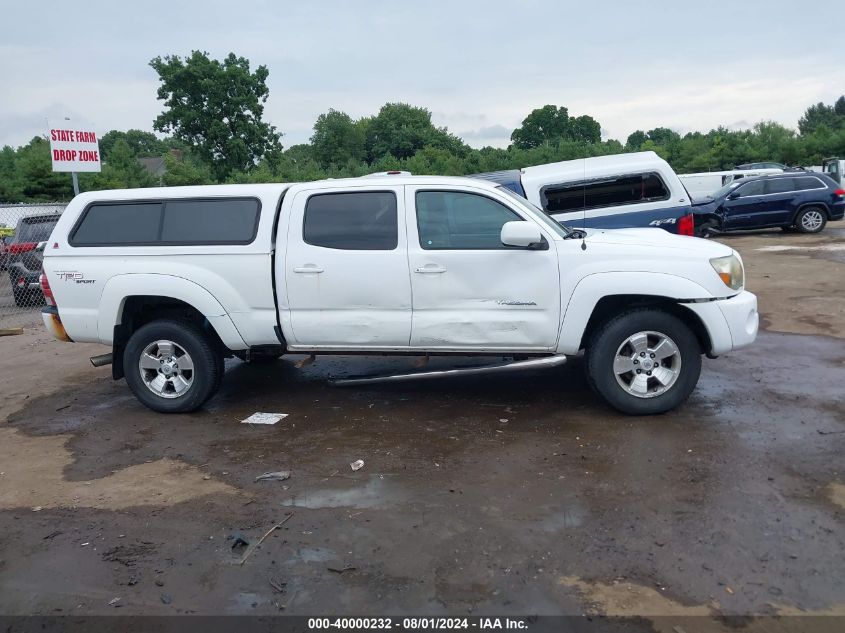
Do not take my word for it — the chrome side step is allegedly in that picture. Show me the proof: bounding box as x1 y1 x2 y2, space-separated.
330 355 567 387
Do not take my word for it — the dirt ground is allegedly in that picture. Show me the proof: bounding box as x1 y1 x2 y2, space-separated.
0 227 843 628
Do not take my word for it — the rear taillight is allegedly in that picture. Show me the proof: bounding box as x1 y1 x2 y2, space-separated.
16 276 26 288
677 213 695 236
40 271 56 306
8 241 36 254
834 188 845 198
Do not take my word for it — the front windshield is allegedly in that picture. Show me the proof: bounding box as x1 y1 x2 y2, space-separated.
496 186 571 239
711 180 743 199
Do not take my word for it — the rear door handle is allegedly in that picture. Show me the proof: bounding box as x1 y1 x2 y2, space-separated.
293 265 324 274
415 264 447 274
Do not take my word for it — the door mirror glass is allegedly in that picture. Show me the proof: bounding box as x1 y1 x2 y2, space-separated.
500 221 543 248
727 191 741 200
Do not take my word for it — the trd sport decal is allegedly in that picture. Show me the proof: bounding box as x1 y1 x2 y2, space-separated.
54 271 96 284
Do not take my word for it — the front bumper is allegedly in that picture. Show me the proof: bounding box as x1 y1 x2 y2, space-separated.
715 290 758 350
681 290 758 355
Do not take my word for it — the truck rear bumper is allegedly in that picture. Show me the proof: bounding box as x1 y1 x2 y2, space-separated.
42 306 73 342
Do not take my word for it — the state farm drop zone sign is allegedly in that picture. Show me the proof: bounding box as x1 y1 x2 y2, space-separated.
48 122 101 172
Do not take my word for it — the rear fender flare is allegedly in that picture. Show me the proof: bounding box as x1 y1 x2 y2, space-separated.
98 274 247 349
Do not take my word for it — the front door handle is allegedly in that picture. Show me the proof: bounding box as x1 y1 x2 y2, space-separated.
293 265 324 274
415 264 447 274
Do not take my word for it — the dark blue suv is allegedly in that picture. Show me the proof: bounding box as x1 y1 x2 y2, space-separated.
693 172 845 235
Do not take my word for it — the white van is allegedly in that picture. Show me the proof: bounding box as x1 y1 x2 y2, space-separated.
679 169 783 199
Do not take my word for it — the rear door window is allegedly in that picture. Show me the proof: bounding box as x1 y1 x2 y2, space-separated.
765 178 796 195
303 191 398 250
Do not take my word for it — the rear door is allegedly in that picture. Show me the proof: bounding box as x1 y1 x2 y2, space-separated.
283 186 412 348
721 179 765 229
760 177 797 226
405 185 560 351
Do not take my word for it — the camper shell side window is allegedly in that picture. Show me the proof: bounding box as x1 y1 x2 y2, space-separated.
540 172 670 213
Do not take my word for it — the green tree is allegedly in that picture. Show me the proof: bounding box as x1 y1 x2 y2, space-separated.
15 137 73 201
161 151 214 186
569 115 601 144
100 129 168 160
798 97 844 135
510 105 571 149
365 103 466 161
625 130 647 150
310 109 366 168
149 50 281 180
87 138 156 189
0 146 22 202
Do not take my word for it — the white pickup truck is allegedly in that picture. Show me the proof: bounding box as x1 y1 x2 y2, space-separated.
40 175 758 415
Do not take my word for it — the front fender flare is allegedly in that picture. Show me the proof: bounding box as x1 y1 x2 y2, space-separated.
556 272 719 354
98 273 247 349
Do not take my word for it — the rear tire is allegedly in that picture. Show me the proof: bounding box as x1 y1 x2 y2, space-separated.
585 309 702 415
123 319 221 413
795 206 826 234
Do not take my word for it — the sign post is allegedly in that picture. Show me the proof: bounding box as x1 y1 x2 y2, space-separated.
48 119 101 196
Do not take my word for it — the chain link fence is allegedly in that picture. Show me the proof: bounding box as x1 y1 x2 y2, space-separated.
0 203 66 331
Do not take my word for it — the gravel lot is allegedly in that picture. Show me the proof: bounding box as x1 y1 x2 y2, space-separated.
0 228 843 628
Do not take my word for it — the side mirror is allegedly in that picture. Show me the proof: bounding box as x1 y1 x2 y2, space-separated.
501 221 543 248
727 191 740 200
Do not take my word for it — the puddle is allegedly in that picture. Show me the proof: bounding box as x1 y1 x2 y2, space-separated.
281 476 402 510
756 244 845 252
0 427 236 510
538 506 585 531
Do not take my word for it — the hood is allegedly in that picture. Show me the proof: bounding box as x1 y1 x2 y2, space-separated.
583 227 733 257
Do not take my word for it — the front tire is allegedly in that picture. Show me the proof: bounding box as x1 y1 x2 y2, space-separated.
585 309 702 415
123 319 221 413
795 206 826 234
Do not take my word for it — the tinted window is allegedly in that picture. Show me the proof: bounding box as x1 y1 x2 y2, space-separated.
737 180 765 196
161 199 259 244
304 192 397 250
793 177 824 191
71 203 162 245
766 178 795 194
416 191 520 249
17 217 59 243
543 172 669 213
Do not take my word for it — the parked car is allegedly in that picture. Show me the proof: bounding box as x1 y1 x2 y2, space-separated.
41 177 757 416
692 172 845 236
7 214 61 306
473 151 696 235
0 236 9 271
734 162 788 171
678 168 782 199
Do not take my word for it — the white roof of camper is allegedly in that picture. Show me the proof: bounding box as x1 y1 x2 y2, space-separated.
520 151 672 191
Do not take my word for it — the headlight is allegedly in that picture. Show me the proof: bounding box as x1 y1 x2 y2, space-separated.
710 254 744 290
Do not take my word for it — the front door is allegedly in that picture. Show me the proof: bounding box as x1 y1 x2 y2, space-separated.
721 179 765 230
405 185 561 351
283 186 412 348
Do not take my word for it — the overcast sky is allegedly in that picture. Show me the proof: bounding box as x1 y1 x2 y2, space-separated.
2 0 842 150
